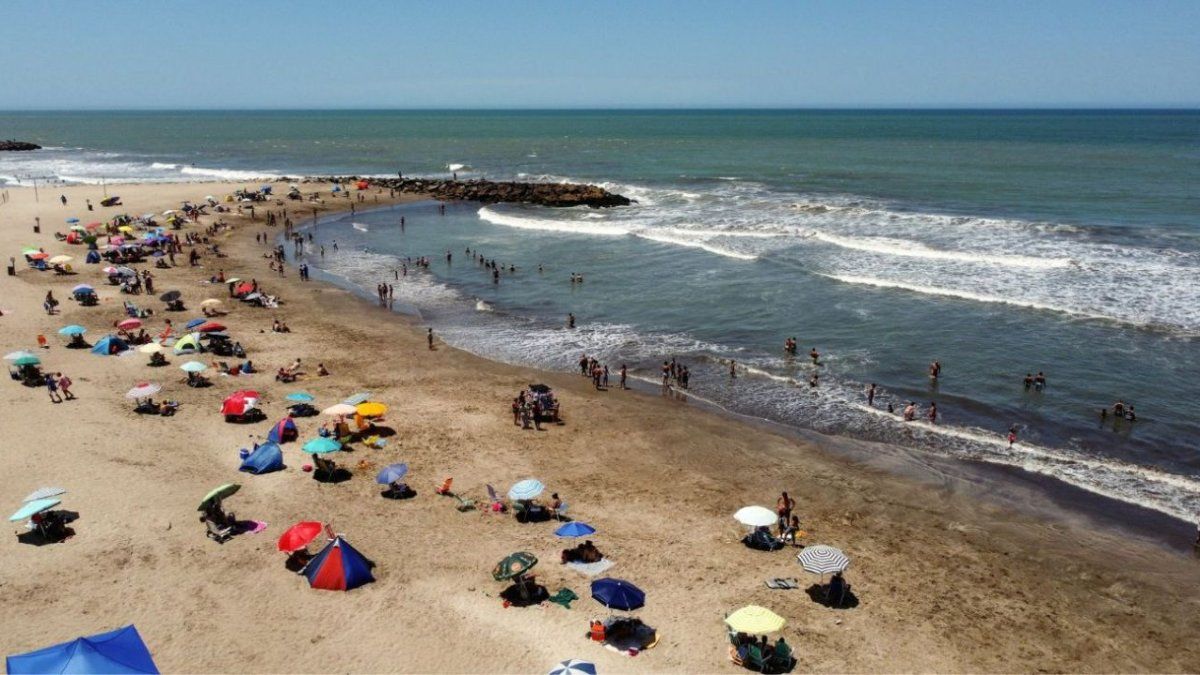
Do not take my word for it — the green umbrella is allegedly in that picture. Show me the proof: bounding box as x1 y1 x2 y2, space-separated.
302 437 341 455
12 355 41 367
198 483 240 511
492 551 538 581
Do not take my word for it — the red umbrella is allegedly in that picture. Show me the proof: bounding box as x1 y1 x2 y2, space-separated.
197 321 226 333
277 521 326 552
221 390 260 416
28 252 49 260
234 282 254 295
117 318 142 330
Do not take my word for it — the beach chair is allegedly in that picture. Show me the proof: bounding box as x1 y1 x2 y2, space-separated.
313 455 340 481
743 644 767 673
485 484 506 513
552 501 569 521
435 477 453 495
770 640 795 672
205 519 233 543
455 494 476 512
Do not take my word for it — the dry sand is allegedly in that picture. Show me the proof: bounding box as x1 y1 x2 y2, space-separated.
0 182 1198 673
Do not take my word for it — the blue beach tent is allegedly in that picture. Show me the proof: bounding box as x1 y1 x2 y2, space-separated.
91 334 129 356
6 624 159 674
266 417 298 444
239 442 284 475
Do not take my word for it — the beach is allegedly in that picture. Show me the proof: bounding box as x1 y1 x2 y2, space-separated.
1 181 1199 673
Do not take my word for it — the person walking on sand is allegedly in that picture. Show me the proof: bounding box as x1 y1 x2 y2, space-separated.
427 328 434 350
60 194 67 206
776 491 796 536
57 372 74 400
45 373 62 403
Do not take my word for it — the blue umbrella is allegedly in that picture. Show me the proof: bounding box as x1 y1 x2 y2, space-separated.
58 325 87 336
71 284 94 293
555 521 596 538
548 660 597 675
6 625 159 674
65 217 80 224
185 318 206 330
286 392 315 402
342 392 372 405
508 478 545 501
590 578 645 611
302 437 341 455
375 463 409 485
9 497 61 522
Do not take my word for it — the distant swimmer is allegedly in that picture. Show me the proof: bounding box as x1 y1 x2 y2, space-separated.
1125 405 1137 422
929 360 941 381
729 360 737 379
538 264 544 273
1033 371 1047 391
866 383 876 407
1024 373 1034 390
446 250 452 263
1112 400 1126 418
927 401 937 424
887 402 895 414
784 337 797 356
808 372 819 388
809 347 819 364
567 313 576 329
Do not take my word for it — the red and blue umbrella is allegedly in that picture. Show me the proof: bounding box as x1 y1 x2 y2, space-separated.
303 536 374 591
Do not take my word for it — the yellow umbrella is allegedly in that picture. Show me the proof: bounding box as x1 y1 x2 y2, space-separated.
48 255 73 264
724 606 786 634
199 298 223 308
117 225 134 233
355 402 388 418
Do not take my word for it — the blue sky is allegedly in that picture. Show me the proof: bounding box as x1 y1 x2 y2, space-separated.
3 0 1197 108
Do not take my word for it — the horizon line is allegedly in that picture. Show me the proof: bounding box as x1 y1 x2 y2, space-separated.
2 105 1199 114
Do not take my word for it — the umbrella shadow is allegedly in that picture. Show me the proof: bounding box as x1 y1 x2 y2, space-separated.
313 467 353 484
284 550 313 573
380 487 417 500
500 582 549 607
368 426 397 438
805 583 859 609
16 526 75 546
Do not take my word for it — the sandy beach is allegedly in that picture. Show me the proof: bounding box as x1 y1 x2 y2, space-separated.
1 181 1198 673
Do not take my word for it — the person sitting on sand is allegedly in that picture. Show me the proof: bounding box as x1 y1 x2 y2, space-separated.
317 363 329 376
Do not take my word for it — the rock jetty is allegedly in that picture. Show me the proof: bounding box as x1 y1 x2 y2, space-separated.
307 176 631 208
0 140 41 152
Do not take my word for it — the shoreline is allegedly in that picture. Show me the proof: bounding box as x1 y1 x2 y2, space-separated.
1 181 1198 672
294 203 1199 552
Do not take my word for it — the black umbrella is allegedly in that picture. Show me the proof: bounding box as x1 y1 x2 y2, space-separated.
159 290 182 302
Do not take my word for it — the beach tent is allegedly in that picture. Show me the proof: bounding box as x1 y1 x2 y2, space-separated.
6 624 159 674
173 332 201 354
355 179 369 190
91 334 129 356
303 536 374 591
239 442 284 475
266 417 298 444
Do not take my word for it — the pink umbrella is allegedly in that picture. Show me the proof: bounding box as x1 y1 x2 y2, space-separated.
102 266 118 275
117 318 142 330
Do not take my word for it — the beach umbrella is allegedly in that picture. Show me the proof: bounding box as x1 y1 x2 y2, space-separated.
71 284 94 293
85 221 103 229
159 290 181 302
492 551 538 581
196 321 225 333
138 342 163 354
4 350 36 361
724 605 786 634
12 355 41 367
375 463 409 485
355 401 388 418
5 625 159 674
102 265 118 275
115 266 136 277
797 545 850 575
9 497 60 522
233 282 254 295
225 277 241 284
117 225 134 233
277 521 325 553
179 361 207 373
117 318 142 330
734 505 778 528
23 487 66 503
242 292 262 301
508 478 545 501
266 417 298 444
554 521 596 538
58 325 87 336
125 383 161 399
65 217 79 224
302 437 342 455
199 298 223 308
590 578 645 611
548 660 597 675
69 225 86 232
28 252 49 260
162 210 175 216
304 536 374 591
48 255 72 265
342 392 372 406
286 392 314 402
322 403 357 417
184 318 206 330
198 483 240 511
221 390 259 416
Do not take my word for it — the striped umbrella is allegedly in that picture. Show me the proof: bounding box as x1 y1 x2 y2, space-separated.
548 659 597 675
508 478 545 501
797 545 850 575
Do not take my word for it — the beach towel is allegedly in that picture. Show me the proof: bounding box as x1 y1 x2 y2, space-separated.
765 577 801 590
547 588 578 609
566 558 614 577
240 520 268 534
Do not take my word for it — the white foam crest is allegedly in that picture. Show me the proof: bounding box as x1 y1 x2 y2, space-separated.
811 231 1072 269
446 163 471 172
179 166 282 181
633 231 758 260
478 206 631 236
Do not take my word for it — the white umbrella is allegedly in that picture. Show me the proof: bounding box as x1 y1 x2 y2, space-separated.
199 298 223 308
508 478 545 501
734 505 778 527
48 255 72 265
23 487 67 504
138 342 163 354
548 660 596 675
797 545 850 575
180 361 207 373
322 403 357 416
126 383 162 399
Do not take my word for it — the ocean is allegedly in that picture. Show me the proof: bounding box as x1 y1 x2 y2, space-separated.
3 110 1198 532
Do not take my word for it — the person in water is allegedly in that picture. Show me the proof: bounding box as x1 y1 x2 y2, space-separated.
866 383 876 407
809 347 819 364
1024 373 1034 389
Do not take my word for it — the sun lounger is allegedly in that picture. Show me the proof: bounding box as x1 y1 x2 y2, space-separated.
552 501 569 520
455 495 476 512
313 455 340 480
743 644 767 672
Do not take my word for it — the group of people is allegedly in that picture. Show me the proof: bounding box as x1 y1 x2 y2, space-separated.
661 358 689 390
510 386 561 430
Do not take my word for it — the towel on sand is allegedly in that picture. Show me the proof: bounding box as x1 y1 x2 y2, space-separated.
566 558 614 576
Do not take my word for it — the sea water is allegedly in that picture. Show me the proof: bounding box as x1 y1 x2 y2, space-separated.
3 110 1198 531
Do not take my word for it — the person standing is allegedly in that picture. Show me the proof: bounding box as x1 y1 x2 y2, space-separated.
866 383 876 407
567 313 575 329
927 401 938 424
776 491 796 536
427 328 434 350
45 373 62 403
57 372 74 400
619 364 627 390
